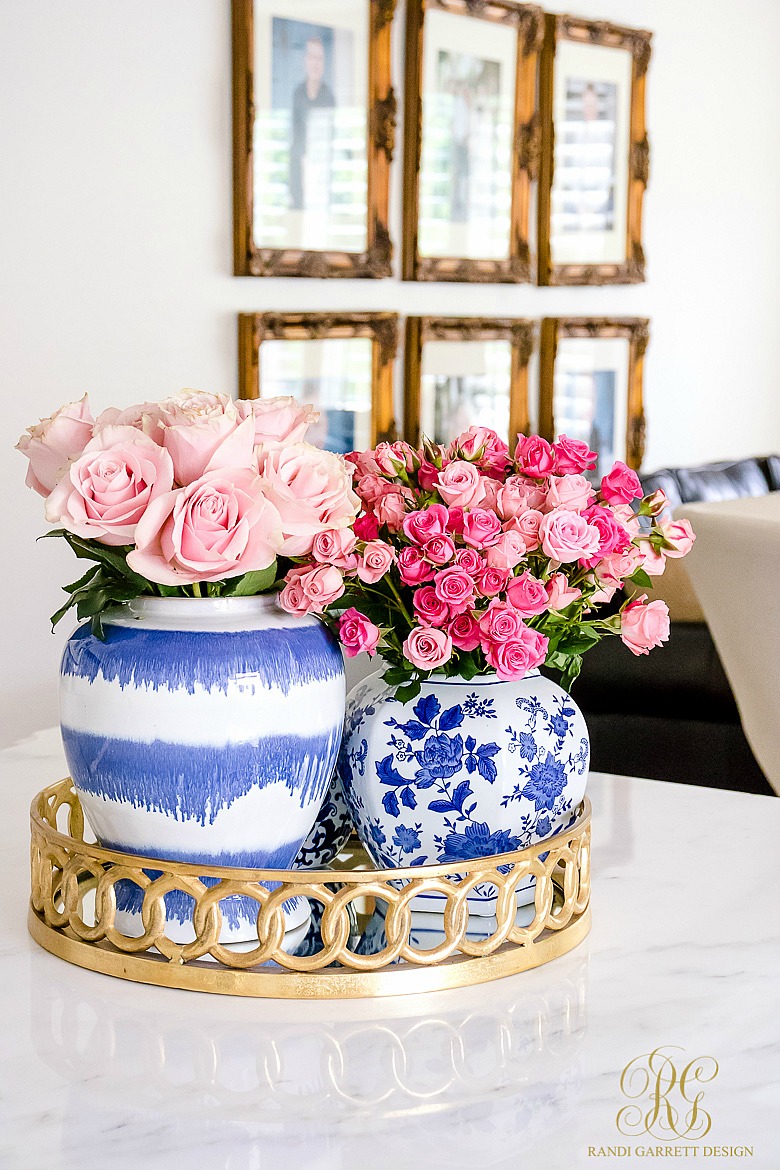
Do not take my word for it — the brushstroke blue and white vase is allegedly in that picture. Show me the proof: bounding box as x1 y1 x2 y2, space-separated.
337 670 589 916
59 596 345 943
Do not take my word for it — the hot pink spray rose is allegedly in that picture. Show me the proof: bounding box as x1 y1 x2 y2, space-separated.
600 461 643 505
127 467 282 585
620 596 671 656
515 435 555 479
485 627 548 681
45 426 174 546
552 436 597 475
338 608 380 657
506 572 549 617
403 625 453 671
16 394 95 496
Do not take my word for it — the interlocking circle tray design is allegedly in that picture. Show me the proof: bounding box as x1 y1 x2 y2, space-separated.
29 780 591 998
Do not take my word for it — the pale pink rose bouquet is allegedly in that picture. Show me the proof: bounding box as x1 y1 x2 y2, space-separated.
278 427 695 700
17 390 360 635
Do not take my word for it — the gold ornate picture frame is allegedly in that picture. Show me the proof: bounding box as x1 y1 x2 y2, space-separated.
537 15 651 286
404 316 534 447
232 0 396 278
538 317 649 472
238 312 399 451
402 0 543 283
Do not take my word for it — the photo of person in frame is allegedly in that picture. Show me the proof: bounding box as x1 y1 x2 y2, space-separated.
434 50 502 224
271 17 354 215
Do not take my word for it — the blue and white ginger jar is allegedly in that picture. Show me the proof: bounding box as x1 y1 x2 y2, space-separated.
337 670 589 915
59 596 345 942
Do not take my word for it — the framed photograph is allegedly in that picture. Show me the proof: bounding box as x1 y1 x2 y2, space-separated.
404 317 534 447
402 0 543 283
232 0 396 278
538 318 649 475
537 16 651 285
237 312 398 452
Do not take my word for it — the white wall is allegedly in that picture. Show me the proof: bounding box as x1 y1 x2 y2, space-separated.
2 0 780 745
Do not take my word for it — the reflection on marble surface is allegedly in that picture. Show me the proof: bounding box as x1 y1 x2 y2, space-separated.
2 729 780 1169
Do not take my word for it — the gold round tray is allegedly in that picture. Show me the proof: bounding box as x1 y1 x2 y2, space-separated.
29 780 591 999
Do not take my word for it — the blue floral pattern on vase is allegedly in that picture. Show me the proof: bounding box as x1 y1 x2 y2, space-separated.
294 770 353 869
337 671 589 916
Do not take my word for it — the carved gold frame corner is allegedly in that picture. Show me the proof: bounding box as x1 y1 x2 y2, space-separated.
238 312 399 445
538 317 650 469
537 15 652 286
232 0 396 278
404 316 535 447
402 0 543 284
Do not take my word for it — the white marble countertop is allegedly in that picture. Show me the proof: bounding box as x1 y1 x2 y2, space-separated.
1 729 779 1169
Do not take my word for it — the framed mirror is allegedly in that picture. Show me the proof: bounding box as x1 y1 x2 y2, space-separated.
402 0 543 283
404 316 534 447
537 15 651 285
538 317 649 476
238 313 398 453
232 0 395 278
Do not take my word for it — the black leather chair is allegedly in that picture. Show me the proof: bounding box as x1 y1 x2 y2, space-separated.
572 456 779 796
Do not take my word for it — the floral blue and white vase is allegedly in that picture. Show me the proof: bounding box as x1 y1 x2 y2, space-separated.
294 770 353 869
59 596 345 942
337 670 589 916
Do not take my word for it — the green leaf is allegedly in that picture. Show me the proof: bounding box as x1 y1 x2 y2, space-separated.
382 666 409 686
629 568 653 589
556 627 601 655
394 679 422 703
62 565 101 594
222 563 278 597
456 651 479 681
58 533 149 590
155 584 181 597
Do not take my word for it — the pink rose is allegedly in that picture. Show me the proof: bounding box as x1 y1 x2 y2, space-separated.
508 508 544 552
433 567 476 614
374 488 410 532
127 467 282 585
642 488 670 519
515 435 555 479
354 513 379 541
476 565 509 598
545 474 594 513
159 390 254 485
506 572 549 617
403 625 453 672
659 519 695 558
449 426 511 477
236 396 318 447
402 504 449 545
455 547 482 575
424 534 456 565
485 530 527 570
397 545 435 586
596 547 642 588
600 461 642 505
94 401 165 443
418 459 443 492
312 527 357 568
620 596 671 656
436 460 485 508
462 507 502 548
634 538 667 576
553 436 597 475
17 394 95 496
478 600 523 645
262 443 360 556
278 572 311 616
298 563 345 612
611 503 641 538
372 442 412 477
540 510 601 563
413 585 450 627
448 611 481 651
546 573 582 611
338 608 380 658
579 505 632 569
45 426 174 546
357 474 390 510
446 505 465 536
484 627 548 681
357 539 395 584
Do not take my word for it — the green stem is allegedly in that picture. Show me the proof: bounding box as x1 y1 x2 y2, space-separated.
192 582 202 598
385 576 414 627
